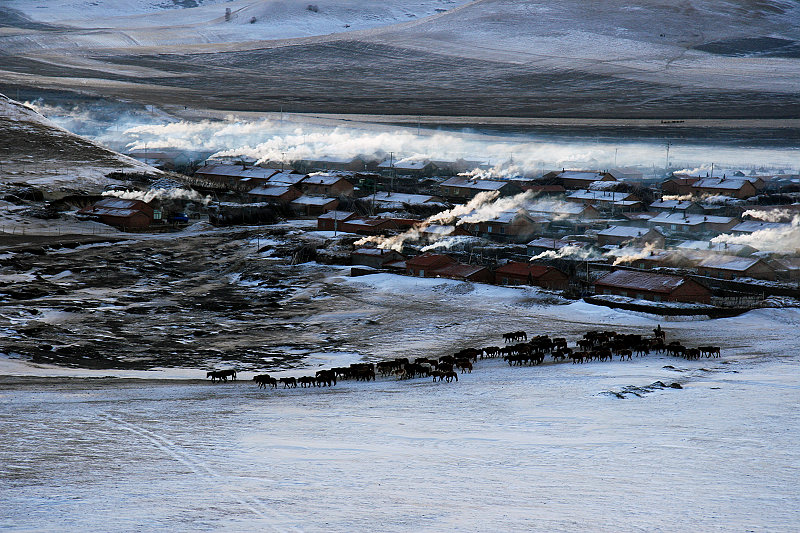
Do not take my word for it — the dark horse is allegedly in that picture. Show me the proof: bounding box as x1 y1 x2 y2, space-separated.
207 369 236 383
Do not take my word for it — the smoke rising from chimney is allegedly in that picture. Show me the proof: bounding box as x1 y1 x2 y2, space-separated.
102 188 212 205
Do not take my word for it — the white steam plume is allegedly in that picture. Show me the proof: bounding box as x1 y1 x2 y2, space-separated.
353 191 512 251
530 245 597 261
607 243 657 266
660 194 694 201
455 191 537 225
742 208 794 223
711 215 800 253
26 102 800 177
420 236 482 252
103 188 212 205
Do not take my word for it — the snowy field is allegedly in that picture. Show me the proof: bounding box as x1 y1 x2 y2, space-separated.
2 272 799 531
2 0 799 118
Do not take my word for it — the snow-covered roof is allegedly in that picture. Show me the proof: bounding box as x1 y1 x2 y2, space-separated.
676 240 754 255
371 192 443 205
291 195 338 206
352 248 401 257
649 213 735 226
423 224 459 236
527 237 578 249
196 164 278 180
559 171 612 182
528 202 591 216
268 171 307 185
94 197 143 210
317 210 354 221
731 221 790 233
597 226 650 238
483 209 531 224
378 159 431 170
441 177 508 191
306 174 349 186
693 178 752 190
697 256 761 271
249 185 293 197
87 207 142 218
432 263 488 278
650 200 696 210
567 190 633 201
595 270 692 293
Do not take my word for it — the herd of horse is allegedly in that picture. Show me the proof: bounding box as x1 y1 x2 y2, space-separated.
206 324 722 389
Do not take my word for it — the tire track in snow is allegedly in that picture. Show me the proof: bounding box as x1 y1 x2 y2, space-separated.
98 413 303 532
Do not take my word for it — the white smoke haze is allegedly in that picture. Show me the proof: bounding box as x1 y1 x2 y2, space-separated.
607 242 657 266
24 101 800 176
456 191 537 224
588 180 620 191
742 208 795 223
712 215 800 253
458 162 524 180
427 191 501 225
102 188 212 205
354 226 423 252
530 245 598 261
354 191 530 251
660 194 694 201
420 236 482 252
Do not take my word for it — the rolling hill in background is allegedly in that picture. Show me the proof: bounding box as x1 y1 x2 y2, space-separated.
1 0 799 117
0 94 159 193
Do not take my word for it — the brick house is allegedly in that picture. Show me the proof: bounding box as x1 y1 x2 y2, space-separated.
351 248 406 269
248 184 302 204
594 270 711 304
596 226 665 248
302 174 354 196
439 177 521 202
406 253 457 277
695 256 777 281
317 210 356 231
431 263 494 283
495 262 570 290
78 197 154 229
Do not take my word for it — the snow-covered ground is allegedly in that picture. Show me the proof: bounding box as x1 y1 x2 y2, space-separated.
3 0 469 45
0 95 160 194
2 260 799 530
1 312 799 531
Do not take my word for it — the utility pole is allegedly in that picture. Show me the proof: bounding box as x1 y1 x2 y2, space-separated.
281 152 286 172
614 147 618 168
389 151 394 193
665 140 671 174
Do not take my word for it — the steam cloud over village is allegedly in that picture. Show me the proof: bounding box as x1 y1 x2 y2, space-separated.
1 0 799 531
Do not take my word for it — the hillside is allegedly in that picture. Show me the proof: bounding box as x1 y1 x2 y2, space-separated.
0 0 799 117
0 94 160 194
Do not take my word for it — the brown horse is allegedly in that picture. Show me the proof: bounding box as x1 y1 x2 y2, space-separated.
253 374 277 389
279 377 297 388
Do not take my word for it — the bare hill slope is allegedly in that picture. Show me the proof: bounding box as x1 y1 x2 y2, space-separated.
1 0 799 117
0 94 160 193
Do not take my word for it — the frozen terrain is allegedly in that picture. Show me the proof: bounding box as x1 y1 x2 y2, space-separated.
1 0 799 117
0 94 161 194
1 218 799 530
1 269 800 530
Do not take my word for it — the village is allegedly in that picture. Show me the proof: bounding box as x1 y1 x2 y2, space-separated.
67 151 800 315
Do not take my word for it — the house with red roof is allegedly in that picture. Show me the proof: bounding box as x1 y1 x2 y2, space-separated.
495 262 569 290
430 263 494 283
594 270 711 304
405 253 457 277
